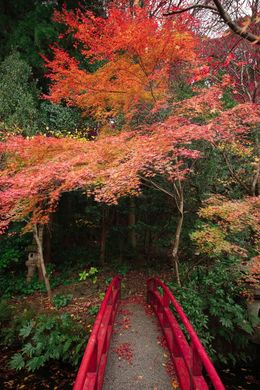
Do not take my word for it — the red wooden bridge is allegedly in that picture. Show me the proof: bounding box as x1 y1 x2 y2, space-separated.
73 276 225 390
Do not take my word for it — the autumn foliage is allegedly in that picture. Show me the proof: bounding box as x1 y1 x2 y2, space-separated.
191 195 260 289
0 1 260 299
1 99 259 233
44 3 199 120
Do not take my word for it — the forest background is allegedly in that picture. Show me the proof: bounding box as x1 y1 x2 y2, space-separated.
0 0 259 387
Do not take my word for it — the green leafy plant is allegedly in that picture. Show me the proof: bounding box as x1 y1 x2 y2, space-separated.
0 303 36 347
98 292 105 300
10 313 86 372
112 261 129 276
88 305 99 316
53 293 73 309
105 276 112 286
0 273 46 298
79 267 98 284
0 225 30 270
169 259 256 365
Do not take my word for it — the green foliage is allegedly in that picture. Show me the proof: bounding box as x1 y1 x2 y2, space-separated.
105 276 113 286
53 294 73 309
98 292 105 300
0 226 30 270
0 300 14 327
221 88 237 110
2 4 57 74
88 305 99 316
169 259 255 365
0 52 39 134
0 302 36 347
10 313 86 372
0 273 46 299
79 267 98 283
39 101 91 136
113 262 129 276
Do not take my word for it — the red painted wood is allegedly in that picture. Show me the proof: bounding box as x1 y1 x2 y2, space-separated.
147 278 226 390
73 276 121 390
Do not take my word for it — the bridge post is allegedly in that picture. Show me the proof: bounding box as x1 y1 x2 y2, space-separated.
191 341 202 377
89 339 98 373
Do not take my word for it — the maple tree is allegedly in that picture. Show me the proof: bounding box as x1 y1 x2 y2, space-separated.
1 97 259 291
0 135 95 301
44 2 199 121
1 1 260 297
204 31 260 104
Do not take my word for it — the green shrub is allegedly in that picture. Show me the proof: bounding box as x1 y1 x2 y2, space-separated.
0 273 46 298
88 305 99 316
53 294 73 309
10 313 86 372
169 259 255 365
0 302 36 347
0 225 30 270
79 267 98 283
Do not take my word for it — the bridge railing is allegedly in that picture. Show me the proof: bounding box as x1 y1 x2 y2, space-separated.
147 277 225 390
74 276 121 390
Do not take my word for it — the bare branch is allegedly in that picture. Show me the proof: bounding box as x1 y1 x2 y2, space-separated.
164 0 260 45
213 0 260 44
164 4 217 15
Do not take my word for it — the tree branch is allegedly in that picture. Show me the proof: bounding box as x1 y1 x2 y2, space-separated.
164 0 260 45
213 0 260 45
219 148 251 194
164 4 217 15
139 175 175 199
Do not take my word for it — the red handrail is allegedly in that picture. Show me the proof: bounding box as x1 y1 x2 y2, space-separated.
74 276 121 390
147 278 225 390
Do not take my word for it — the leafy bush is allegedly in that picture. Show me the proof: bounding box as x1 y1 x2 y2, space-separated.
0 300 14 325
0 302 36 347
10 313 86 372
79 267 98 283
98 292 105 300
111 261 130 276
0 52 39 134
0 225 30 270
53 294 73 309
0 273 46 298
169 259 255 365
88 305 99 316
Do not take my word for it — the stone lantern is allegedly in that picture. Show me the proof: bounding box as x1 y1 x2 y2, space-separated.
25 243 42 282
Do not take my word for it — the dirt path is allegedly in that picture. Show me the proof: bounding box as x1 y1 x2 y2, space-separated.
103 297 178 390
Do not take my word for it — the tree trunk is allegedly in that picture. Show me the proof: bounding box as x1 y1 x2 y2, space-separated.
128 197 137 250
172 181 184 287
33 224 52 303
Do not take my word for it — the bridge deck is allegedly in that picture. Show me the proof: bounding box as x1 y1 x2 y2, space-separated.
103 299 178 390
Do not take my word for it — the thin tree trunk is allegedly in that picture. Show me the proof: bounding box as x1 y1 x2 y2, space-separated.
128 197 137 250
33 224 52 303
172 181 184 287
